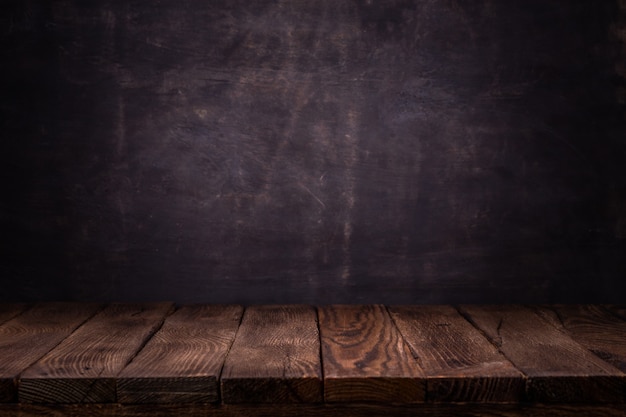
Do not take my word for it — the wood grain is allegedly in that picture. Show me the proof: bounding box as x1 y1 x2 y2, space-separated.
318 305 424 403
1 403 626 417
532 305 626 373
389 305 525 403
459 305 626 403
221 305 322 404
0 303 101 403
606 305 626 321
117 305 243 403
0 304 28 327
19 303 174 404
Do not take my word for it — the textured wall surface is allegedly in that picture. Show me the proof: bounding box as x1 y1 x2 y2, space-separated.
1 0 624 303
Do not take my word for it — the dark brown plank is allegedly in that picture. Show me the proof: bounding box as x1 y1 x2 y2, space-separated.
221 305 322 404
459 305 626 403
389 305 525 403
606 305 626 321
117 305 243 404
318 305 424 403
0 303 101 403
532 305 626 373
0 304 28 326
19 303 174 404
1 403 626 417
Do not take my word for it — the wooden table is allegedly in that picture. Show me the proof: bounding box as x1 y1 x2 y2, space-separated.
0 303 624 416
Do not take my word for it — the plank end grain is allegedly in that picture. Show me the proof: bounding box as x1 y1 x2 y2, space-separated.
426 375 526 405
221 305 322 404
319 305 425 403
117 376 217 404
324 377 424 404
527 375 626 404
19 378 115 404
2 403 626 417
221 377 322 404
117 305 243 404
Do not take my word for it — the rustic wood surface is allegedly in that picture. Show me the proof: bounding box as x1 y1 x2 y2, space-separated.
220 305 322 403
117 305 243 404
0 403 625 417
606 305 626 321
389 305 525 403
0 303 102 403
0 304 29 327
459 305 626 403
19 303 173 404
318 305 424 403
0 303 625 414
532 305 626 373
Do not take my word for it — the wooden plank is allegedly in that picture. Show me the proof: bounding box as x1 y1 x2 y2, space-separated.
318 305 424 403
19 303 173 404
1 403 626 417
389 305 525 403
606 305 626 321
0 304 29 326
117 305 243 404
459 305 626 403
532 305 626 373
221 305 322 404
0 303 101 403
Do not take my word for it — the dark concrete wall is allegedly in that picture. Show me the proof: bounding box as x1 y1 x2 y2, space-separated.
1 0 625 304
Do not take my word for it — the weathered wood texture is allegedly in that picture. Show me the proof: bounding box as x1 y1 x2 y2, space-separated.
0 303 626 414
0 305 28 326
606 305 626 320
459 305 626 403
117 305 243 404
221 305 322 403
532 305 626 373
0 303 101 403
19 303 173 403
1 403 626 417
1 1 624 305
389 305 525 403
318 305 424 403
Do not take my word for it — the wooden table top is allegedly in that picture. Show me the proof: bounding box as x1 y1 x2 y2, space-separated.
0 303 625 416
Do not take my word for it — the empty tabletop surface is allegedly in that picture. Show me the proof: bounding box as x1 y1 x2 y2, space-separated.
0 303 625 406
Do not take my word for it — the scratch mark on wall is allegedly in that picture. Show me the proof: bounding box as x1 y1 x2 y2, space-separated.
341 114 358 284
299 183 326 208
116 94 126 158
338 1 360 285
